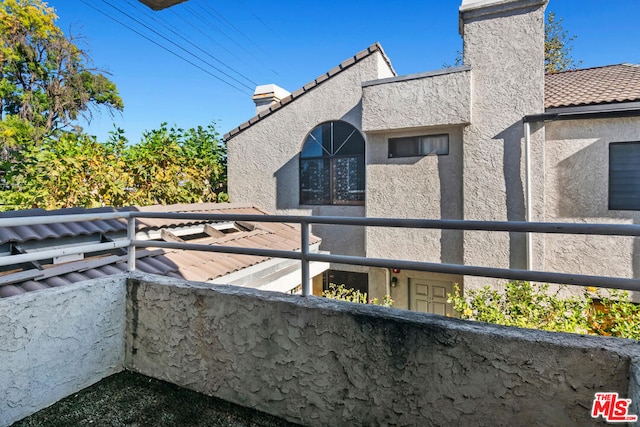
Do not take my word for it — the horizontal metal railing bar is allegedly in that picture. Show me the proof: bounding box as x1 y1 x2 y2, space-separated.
0 210 638 237
130 212 640 237
305 253 640 292
1 211 639 292
132 240 303 261
0 241 130 267
0 212 129 228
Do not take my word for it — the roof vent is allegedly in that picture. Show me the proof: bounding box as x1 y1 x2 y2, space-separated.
252 84 290 114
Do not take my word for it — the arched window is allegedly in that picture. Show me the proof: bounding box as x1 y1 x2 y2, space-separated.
299 121 365 205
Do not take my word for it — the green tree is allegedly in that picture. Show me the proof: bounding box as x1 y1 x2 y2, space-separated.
0 0 123 145
545 11 581 73
0 129 133 209
0 121 227 210
125 122 227 205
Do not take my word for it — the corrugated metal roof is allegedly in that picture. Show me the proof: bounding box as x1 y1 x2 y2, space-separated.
0 203 321 298
545 64 640 109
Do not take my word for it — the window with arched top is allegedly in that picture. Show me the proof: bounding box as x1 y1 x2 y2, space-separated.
299 121 365 205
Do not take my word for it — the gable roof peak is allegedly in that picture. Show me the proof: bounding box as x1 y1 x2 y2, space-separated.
224 42 396 141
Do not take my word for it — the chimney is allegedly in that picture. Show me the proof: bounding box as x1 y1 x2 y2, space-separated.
252 84 290 114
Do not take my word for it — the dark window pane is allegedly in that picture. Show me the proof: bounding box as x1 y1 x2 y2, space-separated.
333 121 364 156
333 156 365 204
323 270 368 294
389 137 419 158
301 127 325 158
389 134 449 158
320 122 333 154
300 158 330 204
610 142 640 210
300 121 365 205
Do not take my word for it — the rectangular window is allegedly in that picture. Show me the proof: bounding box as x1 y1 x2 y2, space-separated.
388 134 449 158
323 270 368 294
609 142 640 210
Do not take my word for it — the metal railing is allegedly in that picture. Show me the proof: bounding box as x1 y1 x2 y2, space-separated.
2 211 640 294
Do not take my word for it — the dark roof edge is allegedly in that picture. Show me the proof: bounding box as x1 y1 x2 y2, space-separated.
525 101 640 122
545 63 640 77
362 65 471 88
223 43 396 141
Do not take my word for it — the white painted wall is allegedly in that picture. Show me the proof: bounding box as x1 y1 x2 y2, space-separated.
0 276 126 427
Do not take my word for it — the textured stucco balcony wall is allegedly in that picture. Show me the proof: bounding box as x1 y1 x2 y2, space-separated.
0 275 127 427
361 68 471 133
125 273 640 427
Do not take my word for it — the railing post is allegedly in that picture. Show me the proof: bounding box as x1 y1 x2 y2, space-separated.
127 216 136 272
301 220 311 296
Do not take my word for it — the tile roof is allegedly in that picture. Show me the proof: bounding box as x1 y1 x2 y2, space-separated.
545 64 640 109
223 42 396 141
0 203 320 298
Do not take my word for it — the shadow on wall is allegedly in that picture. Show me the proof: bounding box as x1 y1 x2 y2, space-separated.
496 121 526 270
557 138 640 279
439 134 464 265
557 139 609 219
274 155 300 210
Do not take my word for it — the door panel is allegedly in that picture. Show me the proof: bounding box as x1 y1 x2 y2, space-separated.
410 279 453 316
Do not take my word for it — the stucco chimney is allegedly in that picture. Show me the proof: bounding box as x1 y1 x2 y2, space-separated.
458 0 548 292
252 84 290 114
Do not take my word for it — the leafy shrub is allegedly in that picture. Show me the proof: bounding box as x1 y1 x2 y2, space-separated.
448 281 640 340
323 283 393 308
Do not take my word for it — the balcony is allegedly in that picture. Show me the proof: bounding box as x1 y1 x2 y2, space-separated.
2 211 640 426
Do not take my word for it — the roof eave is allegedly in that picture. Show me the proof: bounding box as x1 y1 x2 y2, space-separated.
223 42 396 141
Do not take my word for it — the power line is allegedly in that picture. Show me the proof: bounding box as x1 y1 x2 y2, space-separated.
96 0 254 91
196 0 267 57
183 3 259 62
124 0 257 86
170 9 244 64
235 0 279 38
79 0 252 95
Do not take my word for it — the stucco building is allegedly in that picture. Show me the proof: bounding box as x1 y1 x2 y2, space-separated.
225 0 640 313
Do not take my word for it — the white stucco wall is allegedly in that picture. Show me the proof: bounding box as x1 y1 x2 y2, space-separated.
126 273 640 427
228 51 394 257
460 0 547 291
366 126 464 266
544 117 640 291
362 68 471 133
0 276 126 427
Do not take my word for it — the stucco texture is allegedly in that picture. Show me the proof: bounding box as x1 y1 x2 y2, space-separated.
461 1 546 290
544 117 640 291
362 69 471 132
366 126 464 266
0 276 126 426
227 52 393 258
125 274 639 427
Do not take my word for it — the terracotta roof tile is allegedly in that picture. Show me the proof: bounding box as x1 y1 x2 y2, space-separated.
224 43 396 141
0 203 321 298
545 64 640 109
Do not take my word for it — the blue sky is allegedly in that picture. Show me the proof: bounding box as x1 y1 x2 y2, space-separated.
46 0 640 144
